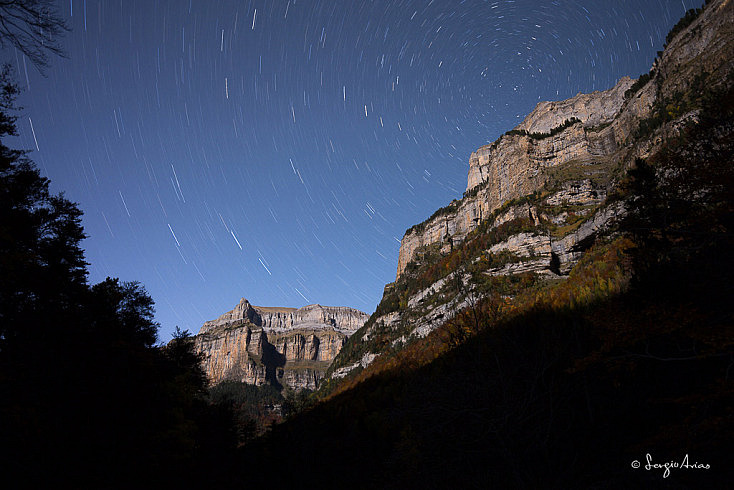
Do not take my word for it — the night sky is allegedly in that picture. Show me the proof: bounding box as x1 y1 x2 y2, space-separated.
6 0 693 342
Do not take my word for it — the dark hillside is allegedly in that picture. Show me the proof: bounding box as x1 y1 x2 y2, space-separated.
232 85 734 489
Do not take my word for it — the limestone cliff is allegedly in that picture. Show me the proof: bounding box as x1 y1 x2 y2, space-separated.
395 0 733 280
515 77 634 135
327 0 734 384
395 96 627 279
195 298 368 390
200 298 365 335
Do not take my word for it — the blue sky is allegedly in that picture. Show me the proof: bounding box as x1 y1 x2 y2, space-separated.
5 0 694 341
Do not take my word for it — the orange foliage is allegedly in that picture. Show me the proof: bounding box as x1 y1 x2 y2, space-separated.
328 236 636 400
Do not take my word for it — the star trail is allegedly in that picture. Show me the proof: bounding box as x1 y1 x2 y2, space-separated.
6 0 694 341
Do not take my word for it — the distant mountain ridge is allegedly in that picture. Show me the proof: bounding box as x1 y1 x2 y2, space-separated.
194 298 368 390
200 297 366 335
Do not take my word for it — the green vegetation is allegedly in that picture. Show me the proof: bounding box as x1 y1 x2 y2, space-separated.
407 215 538 305
543 158 615 189
462 180 483 199
237 87 734 486
207 381 317 444
327 188 551 384
0 66 239 487
548 212 591 238
664 4 707 48
534 198 600 239
631 69 714 142
209 380 284 407
503 117 582 140
407 191 545 284
624 69 655 99
583 121 612 132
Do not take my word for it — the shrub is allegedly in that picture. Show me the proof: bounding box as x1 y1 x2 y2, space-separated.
664 5 706 47
624 70 655 99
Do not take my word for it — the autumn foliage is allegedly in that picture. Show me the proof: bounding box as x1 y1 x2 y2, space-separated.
236 79 734 488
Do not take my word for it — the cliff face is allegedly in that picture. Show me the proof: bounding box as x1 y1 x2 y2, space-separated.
195 298 368 390
395 0 733 280
396 80 631 280
328 0 734 384
396 119 622 279
515 77 634 135
466 113 622 193
200 298 365 335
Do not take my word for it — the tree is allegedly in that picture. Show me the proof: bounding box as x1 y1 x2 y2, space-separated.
0 67 238 487
0 0 68 70
163 326 208 400
0 64 87 346
88 277 159 347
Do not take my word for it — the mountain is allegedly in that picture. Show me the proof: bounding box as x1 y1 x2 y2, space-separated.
194 298 368 390
219 2 733 487
323 0 734 388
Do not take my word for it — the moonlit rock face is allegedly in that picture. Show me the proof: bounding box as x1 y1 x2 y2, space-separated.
465 77 634 195
199 298 368 335
395 80 631 279
200 298 261 332
396 0 734 281
516 77 634 135
195 298 369 389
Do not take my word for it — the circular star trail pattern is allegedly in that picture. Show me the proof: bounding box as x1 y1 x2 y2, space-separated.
8 0 693 341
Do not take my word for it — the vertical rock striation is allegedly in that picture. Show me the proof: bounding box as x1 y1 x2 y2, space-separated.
194 298 368 390
396 0 734 280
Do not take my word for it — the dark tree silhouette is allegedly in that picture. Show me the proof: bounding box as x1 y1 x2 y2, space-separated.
89 277 160 347
0 67 236 488
0 0 68 70
0 64 87 346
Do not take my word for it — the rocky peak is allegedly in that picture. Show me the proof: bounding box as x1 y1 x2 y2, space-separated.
194 298 369 390
516 76 634 135
200 297 260 333
199 298 367 336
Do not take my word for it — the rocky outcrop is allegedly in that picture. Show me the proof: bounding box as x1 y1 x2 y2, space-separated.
326 0 734 393
396 0 733 280
518 77 635 134
200 298 365 335
655 0 734 101
466 78 632 193
330 352 379 379
195 299 368 390
396 118 624 278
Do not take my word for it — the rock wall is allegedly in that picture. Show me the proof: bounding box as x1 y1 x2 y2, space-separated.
195 298 368 390
396 93 630 280
195 325 269 386
200 298 366 335
518 77 634 134
396 0 733 280
656 0 734 98
465 77 633 194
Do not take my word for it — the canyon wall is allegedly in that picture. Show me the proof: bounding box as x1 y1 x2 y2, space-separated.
195 298 368 390
326 0 733 382
395 0 734 280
